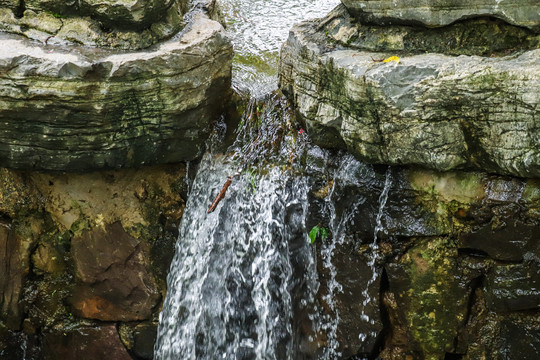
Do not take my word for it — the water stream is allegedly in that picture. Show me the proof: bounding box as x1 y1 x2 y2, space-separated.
153 1 389 359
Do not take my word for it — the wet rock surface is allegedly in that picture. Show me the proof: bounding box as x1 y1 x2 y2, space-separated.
279 5 540 178
302 147 540 359
0 0 232 171
70 222 161 321
341 0 540 31
43 324 132 360
0 163 187 359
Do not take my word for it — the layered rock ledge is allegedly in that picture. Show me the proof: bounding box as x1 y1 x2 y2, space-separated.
0 0 189 49
0 0 232 171
279 5 540 178
342 0 540 32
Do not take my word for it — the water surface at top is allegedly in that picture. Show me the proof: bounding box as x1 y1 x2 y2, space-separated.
219 0 340 97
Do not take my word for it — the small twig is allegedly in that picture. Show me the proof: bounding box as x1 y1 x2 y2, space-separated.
207 172 240 213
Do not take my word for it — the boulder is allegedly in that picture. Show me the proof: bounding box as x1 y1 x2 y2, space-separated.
279 16 540 177
459 219 540 262
70 222 160 321
324 5 540 57
341 0 540 32
0 2 232 171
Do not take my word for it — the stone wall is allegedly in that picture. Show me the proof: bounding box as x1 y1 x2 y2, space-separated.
0 164 188 359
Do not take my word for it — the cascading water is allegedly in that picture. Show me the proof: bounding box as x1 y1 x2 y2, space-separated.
155 94 321 359
311 155 392 358
154 153 313 359
153 0 400 359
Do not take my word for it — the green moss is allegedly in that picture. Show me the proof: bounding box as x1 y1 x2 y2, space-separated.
399 238 468 359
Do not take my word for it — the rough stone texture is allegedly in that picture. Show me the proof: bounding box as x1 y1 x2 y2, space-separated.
279 16 540 177
0 168 41 217
119 322 158 359
341 0 540 32
0 163 187 358
460 289 540 360
0 3 232 171
70 222 161 321
485 260 540 312
385 238 470 360
25 0 179 30
325 4 540 57
43 325 132 360
459 219 539 262
0 4 186 50
0 223 27 330
302 148 540 359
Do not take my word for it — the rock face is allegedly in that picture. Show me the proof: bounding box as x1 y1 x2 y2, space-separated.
279 5 540 178
0 164 188 359
0 0 233 171
341 0 540 32
285 2 540 354
70 222 161 321
43 325 132 360
25 0 178 30
302 148 540 360
0 1 187 48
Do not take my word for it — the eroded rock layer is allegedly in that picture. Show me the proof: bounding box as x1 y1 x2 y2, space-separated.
279 5 540 177
341 0 540 32
0 0 232 171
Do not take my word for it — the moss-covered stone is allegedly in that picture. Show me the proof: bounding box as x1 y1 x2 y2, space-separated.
279 9 540 178
386 237 470 360
325 5 540 57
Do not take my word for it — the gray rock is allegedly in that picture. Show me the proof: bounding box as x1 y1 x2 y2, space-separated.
25 0 179 30
0 4 185 50
0 4 232 171
325 4 540 57
341 0 540 32
279 19 540 177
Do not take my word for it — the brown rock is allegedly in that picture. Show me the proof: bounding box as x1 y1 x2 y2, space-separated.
43 324 132 360
70 222 160 321
0 222 30 330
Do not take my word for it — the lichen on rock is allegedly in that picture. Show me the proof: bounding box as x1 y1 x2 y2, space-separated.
279 5 540 177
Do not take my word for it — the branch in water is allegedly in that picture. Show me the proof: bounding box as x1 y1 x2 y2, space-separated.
207 176 234 213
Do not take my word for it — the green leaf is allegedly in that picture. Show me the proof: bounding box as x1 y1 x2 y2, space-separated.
309 225 319 244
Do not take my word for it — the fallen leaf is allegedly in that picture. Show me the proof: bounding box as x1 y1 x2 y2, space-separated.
383 56 400 64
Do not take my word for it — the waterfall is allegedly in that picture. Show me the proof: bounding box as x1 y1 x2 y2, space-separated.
154 152 314 359
154 93 322 359
312 156 392 357
154 1 353 359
